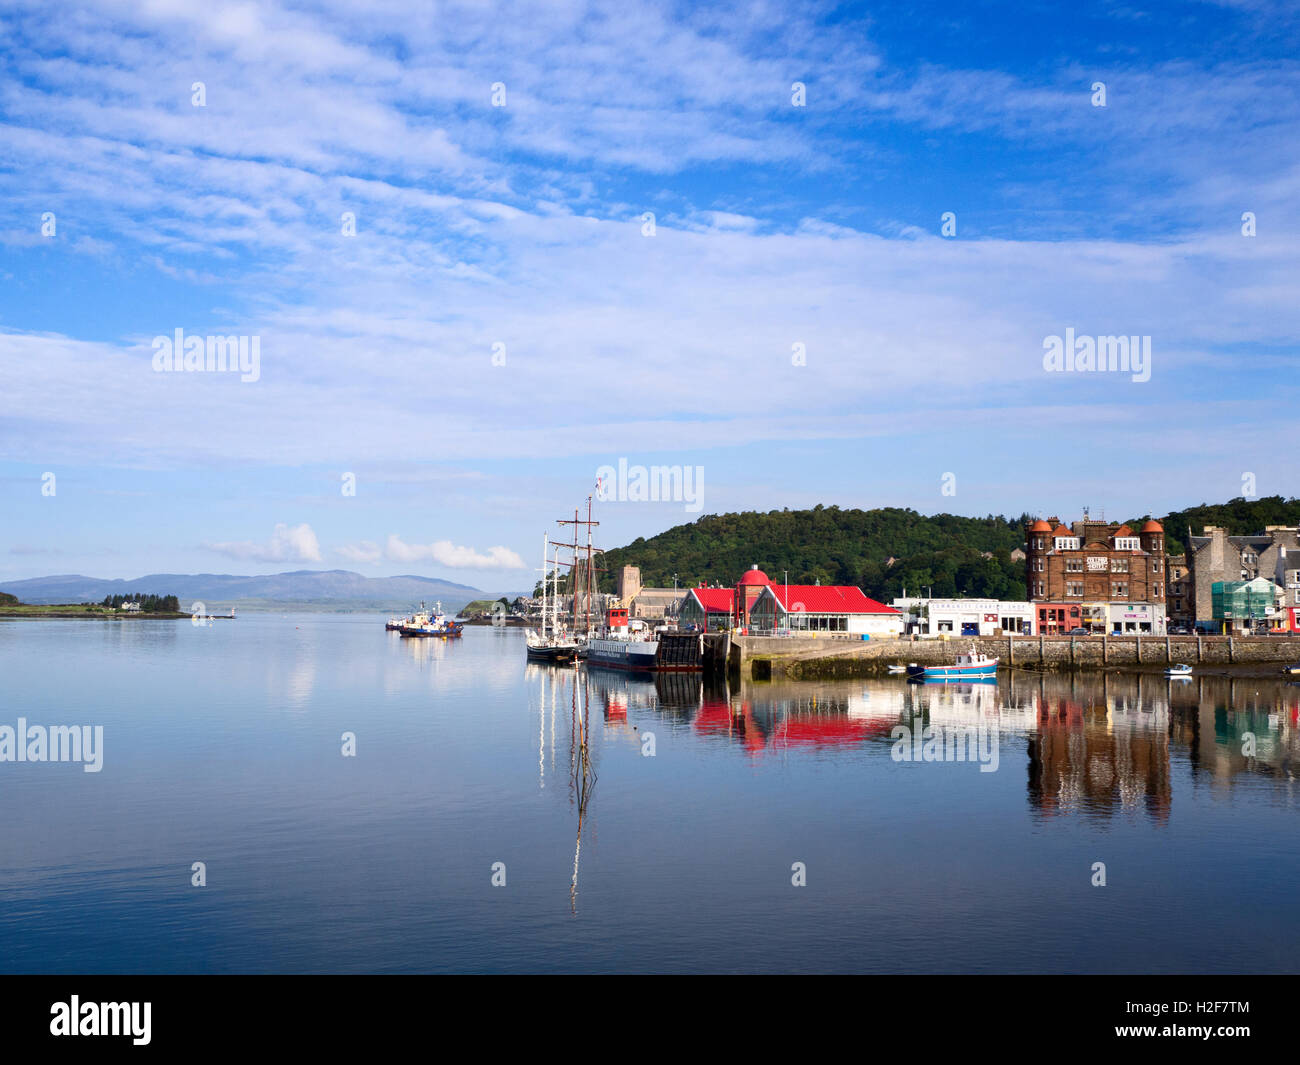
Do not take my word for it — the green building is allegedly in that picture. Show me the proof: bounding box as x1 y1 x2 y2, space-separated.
1210 578 1279 633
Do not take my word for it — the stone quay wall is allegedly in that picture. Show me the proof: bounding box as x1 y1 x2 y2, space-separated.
730 633 1300 680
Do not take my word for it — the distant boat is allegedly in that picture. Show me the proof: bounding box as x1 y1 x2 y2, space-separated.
907 647 999 681
1283 663 1300 677
1165 663 1193 677
887 664 908 675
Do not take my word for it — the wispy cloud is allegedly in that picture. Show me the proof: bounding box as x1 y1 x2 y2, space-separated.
205 523 323 563
382 535 526 569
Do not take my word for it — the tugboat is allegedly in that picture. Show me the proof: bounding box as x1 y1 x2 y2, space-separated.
906 646 999 681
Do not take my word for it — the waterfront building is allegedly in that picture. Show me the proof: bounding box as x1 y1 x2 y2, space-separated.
891 597 1035 636
677 587 734 631
747 580 902 636
1186 525 1299 627
616 565 683 620
678 567 902 636
1024 514 1167 633
1275 547 1300 631
1210 578 1284 634
1166 554 1192 628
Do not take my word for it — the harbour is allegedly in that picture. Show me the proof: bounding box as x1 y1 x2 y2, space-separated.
3 612 1297 974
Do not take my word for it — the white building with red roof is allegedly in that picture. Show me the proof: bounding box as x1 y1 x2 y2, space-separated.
745 572 903 637
678 586 736 631
677 566 904 636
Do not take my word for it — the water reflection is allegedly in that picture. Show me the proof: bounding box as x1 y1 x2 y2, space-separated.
526 664 600 914
560 667 1300 818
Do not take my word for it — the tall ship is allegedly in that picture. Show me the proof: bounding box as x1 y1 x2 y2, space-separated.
528 487 704 672
524 531 584 664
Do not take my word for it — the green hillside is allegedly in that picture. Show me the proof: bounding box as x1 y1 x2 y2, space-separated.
1125 496 1300 557
597 495 1300 603
598 505 1033 603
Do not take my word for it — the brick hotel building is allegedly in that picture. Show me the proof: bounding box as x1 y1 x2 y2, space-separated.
1025 515 1167 634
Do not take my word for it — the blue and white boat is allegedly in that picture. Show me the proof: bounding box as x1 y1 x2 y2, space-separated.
906 648 999 682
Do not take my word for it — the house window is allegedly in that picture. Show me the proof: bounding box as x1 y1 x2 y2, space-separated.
1111 559 1129 572
1112 582 1128 597
1034 558 1044 572
1066 559 1083 573
1067 582 1083 596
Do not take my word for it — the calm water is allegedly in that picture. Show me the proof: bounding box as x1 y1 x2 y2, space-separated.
1 614 1297 974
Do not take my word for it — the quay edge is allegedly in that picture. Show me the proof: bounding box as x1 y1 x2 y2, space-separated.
725 633 1300 681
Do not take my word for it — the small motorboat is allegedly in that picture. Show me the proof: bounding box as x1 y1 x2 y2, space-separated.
1283 663 1300 677
906 647 998 681
887 664 908 675
1165 663 1193 677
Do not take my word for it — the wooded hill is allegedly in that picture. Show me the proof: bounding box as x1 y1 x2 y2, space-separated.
597 496 1300 602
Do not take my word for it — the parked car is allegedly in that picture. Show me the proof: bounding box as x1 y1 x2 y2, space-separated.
1066 627 1090 636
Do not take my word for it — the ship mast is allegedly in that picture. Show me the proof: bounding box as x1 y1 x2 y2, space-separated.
540 533 549 639
556 494 600 638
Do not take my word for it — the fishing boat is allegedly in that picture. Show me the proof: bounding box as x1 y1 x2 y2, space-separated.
399 602 463 638
906 647 999 681
1165 663 1193 677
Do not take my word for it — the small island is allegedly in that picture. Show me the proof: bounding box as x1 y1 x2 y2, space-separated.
0 591 190 619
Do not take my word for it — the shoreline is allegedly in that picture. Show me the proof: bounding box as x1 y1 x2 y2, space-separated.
0 610 193 620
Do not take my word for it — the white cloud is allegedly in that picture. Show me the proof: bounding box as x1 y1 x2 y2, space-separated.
336 540 382 564
384 535 525 569
205 522 323 563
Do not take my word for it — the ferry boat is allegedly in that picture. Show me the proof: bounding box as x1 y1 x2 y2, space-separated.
585 608 703 672
906 647 999 681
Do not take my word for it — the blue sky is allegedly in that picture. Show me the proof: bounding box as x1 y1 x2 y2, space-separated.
1 0 1297 591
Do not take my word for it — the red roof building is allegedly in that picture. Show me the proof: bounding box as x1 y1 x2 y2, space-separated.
678 586 736 631
749 582 902 636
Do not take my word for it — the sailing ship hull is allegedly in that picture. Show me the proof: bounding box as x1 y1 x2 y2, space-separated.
526 642 579 663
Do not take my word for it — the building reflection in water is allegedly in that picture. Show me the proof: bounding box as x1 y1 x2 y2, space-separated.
1017 672 1172 822
547 666 1300 828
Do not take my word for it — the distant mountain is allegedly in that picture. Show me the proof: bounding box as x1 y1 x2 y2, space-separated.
0 570 498 611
